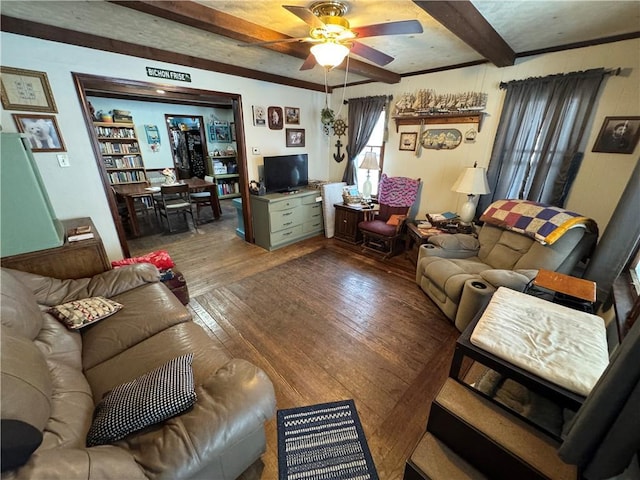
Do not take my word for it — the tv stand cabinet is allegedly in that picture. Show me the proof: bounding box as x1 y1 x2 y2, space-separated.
251 189 323 251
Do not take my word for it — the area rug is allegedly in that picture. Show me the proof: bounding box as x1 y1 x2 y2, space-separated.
277 399 379 480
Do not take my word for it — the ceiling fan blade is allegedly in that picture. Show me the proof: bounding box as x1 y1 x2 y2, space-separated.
299 54 317 71
350 41 394 66
351 19 423 39
283 5 326 29
237 37 312 47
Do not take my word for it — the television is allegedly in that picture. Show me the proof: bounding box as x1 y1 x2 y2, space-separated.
263 154 309 193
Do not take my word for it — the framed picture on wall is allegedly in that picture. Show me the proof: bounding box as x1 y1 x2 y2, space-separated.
13 113 66 152
268 106 283 130
592 116 640 154
1 66 58 113
252 105 266 126
286 128 305 147
285 107 300 124
399 132 418 151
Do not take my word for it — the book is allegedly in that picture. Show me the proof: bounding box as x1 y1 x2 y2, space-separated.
68 225 94 242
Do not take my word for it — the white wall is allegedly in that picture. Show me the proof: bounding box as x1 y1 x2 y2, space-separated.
0 32 330 260
337 39 639 235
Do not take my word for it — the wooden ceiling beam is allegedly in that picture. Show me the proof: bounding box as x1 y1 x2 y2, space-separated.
111 1 401 84
413 0 515 67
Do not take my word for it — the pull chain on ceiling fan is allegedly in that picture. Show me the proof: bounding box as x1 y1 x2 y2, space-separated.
240 1 423 70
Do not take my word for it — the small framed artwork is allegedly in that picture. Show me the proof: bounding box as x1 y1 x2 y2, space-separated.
252 105 266 126
592 116 640 154
399 132 418 151
286 128 305 147
268 106 283 130
1 66 58 113
213 121 231 142
13 113 66 152
285 107 300 124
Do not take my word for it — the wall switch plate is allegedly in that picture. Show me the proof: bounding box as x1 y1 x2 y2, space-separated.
57 154 70 167
252 147 260 155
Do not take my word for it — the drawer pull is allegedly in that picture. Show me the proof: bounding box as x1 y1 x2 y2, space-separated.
283 231 292 236
283 221 293 226
283 212 293 216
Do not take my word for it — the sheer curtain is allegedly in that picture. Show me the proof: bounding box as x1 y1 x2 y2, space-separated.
477 68 607 214
342 95 387 185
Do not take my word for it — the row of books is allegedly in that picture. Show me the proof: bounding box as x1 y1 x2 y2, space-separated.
100 142 140 154
94 126 136 138
108 171 146 183
103 155 143 169
218 181 240 196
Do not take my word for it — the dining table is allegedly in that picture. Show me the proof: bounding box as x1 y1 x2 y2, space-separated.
112 178 221 237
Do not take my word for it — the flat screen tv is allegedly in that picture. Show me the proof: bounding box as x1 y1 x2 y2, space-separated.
263 153 309 193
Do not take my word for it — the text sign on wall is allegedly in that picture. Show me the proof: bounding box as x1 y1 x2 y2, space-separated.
146 67 192 82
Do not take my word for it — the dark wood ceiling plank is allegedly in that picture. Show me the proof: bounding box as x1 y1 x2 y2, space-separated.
413 0 515 67
110 1 401 84
0 15 326 92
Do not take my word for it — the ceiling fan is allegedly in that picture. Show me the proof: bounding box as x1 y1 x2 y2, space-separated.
241 1 423 70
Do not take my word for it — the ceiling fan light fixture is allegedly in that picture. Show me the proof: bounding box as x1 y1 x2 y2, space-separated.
311 41 349 68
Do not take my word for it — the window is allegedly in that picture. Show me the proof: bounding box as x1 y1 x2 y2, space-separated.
355 112 385 196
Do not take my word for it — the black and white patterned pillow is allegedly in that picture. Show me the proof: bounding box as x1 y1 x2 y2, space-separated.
86 353 196 447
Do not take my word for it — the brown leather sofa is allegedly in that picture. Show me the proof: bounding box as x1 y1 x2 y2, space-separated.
1 263 276 480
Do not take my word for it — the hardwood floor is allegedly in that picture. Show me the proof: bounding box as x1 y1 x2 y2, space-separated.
128 199 459 480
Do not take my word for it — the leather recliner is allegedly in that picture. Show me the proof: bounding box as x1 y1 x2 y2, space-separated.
416 222 597 332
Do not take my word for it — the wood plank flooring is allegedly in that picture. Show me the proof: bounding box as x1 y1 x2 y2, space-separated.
129 200 459 480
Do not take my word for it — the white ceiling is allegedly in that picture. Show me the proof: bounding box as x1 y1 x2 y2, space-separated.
2 0 639 88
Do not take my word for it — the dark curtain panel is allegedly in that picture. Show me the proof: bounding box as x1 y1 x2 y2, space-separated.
584 159 640 302
342 95 387 185
477 68 607 214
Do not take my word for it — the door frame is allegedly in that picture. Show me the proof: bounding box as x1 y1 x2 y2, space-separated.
72 72 252 257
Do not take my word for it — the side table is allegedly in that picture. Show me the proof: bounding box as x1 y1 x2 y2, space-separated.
334 203 377 244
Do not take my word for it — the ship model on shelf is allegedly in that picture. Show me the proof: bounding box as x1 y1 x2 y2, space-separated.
394 90 487 117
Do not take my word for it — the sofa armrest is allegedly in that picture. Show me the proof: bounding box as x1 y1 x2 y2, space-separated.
480 269 538 291
6 446 147 480
8 264 160 306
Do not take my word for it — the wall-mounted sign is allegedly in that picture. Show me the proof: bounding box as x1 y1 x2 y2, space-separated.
146 67 191 82
420 128 462 150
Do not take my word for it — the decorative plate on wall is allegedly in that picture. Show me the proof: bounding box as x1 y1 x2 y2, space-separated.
420 128 462 150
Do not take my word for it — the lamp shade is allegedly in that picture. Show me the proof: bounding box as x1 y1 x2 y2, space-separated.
452 167 490 195
310 42 349 68
359 151 379 170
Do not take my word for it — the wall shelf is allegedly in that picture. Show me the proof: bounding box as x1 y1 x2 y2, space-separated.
393 112 485 132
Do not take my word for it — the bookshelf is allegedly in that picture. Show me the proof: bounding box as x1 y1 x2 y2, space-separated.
207 154 240 199
94 121 147 185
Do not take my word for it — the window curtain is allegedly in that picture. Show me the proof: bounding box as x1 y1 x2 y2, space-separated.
342 95 387 185
477 68 607 215
584 159 640 303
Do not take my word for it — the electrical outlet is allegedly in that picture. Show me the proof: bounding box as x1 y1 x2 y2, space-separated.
57 154 70 167
252 147 260 155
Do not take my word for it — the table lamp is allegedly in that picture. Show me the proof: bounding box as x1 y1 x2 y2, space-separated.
452 165 490 224
359 152 379 200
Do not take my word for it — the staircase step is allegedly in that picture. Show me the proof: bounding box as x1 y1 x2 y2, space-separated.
428 379 576 480
405 431 488 480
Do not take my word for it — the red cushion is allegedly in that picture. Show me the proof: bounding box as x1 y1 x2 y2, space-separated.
111 250 175 270
358 220 398 236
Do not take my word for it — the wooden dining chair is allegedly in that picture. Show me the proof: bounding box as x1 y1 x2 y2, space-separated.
189 175 215 224
157 183 197 233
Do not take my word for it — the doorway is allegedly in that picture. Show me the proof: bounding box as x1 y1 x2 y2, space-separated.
72 72 252 258
165 115 208 179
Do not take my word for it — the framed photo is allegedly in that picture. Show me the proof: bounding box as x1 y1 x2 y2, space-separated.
1 66 58 113
592 116 640 154
212 120 230 142
13 114 66 152
252 105 266 126
285 106 300 124
399 132 418 151
268 106 283 130
286 128 305 147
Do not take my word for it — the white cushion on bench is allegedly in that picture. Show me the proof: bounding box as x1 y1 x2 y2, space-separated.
470 287 609 396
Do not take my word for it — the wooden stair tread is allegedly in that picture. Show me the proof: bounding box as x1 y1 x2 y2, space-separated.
410 431 488 479
435 379 576 480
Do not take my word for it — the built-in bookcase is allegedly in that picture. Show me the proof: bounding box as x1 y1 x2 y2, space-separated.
94 122 147 184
